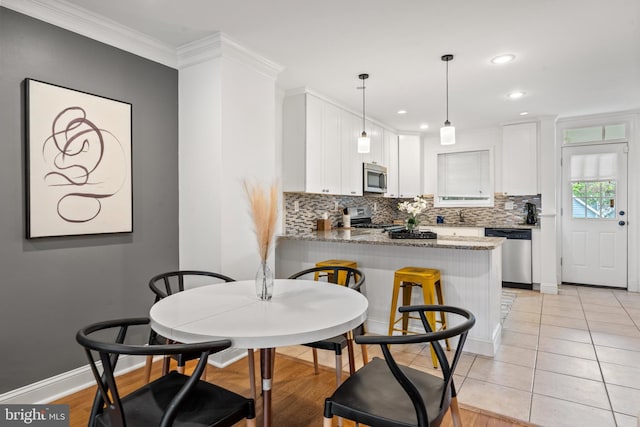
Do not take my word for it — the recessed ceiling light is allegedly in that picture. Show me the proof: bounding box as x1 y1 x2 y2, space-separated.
519 111 529 116
397 110 407 115
508 91 525 99
491 54 516 64
419 123 429 130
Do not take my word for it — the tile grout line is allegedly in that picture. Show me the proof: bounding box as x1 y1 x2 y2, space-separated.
577 287 619 427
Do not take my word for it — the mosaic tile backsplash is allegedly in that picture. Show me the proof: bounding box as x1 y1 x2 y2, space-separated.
283 192 541 233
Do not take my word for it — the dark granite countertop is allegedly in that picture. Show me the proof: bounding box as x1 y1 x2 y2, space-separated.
278 229 505 250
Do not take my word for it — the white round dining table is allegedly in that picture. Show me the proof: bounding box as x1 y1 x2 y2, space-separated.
149 278 368 427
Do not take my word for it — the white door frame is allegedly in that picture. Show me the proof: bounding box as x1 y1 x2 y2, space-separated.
561 142 628 287
556 111 639 292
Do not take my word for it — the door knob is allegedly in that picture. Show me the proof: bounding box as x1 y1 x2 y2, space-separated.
619 210 626 216
619 221 626 226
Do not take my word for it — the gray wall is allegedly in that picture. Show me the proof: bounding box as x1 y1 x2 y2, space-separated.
0 7 179 393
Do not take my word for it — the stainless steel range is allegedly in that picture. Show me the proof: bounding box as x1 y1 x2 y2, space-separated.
346 206 396 230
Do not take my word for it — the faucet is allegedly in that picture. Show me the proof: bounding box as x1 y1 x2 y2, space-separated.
458 210 465 223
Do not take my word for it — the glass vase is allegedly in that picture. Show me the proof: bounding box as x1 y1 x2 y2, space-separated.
407 216 419 232
255 261 274 301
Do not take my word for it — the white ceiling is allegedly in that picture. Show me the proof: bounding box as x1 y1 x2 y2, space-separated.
56 0 640 134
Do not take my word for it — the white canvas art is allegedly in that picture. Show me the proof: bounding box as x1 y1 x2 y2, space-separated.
26 79 132 238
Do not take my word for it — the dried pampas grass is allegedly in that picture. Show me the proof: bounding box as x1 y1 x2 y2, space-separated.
244 181 279 262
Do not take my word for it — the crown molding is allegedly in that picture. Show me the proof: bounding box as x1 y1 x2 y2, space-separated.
1 0 178 68
177 32 283 79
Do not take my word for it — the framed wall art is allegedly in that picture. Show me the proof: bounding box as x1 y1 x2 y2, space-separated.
25 79 133 238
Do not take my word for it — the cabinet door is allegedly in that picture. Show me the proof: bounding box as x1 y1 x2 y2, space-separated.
305 95 324 194
502 122 538 195
321 102 342 194
364 122 384 165
384 130 399 197
305 95 341 194
398 135 422 198
340 110 363 196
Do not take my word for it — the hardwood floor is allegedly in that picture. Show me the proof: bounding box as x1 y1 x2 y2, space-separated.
54 354 535 427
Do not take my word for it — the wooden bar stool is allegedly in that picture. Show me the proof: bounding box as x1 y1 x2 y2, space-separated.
315 259 359 285
388 266 450 368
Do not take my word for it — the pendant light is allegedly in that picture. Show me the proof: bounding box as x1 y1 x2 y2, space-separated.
357 73 371 153
440 54 455 145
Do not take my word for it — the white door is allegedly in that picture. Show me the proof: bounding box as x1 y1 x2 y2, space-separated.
561 143 628 288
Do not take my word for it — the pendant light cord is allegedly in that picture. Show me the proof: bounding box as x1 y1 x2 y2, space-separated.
362 77 366 132
445 59 449 123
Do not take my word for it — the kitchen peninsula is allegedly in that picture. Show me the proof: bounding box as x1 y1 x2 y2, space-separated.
276 229 505 356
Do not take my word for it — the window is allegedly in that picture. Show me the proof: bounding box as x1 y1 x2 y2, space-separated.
436 149 493 207
570 152 618 219
563 123 627 144
571 181 616 219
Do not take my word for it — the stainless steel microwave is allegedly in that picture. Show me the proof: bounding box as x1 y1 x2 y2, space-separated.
363 162 387 194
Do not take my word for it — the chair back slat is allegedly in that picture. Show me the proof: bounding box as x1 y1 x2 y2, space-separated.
77 317 240 427
349 305 475 425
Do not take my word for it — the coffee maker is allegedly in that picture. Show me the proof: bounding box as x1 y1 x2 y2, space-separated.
525 202 538 225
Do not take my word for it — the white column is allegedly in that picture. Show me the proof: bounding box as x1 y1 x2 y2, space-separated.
539 116 559 294
178 33 283 279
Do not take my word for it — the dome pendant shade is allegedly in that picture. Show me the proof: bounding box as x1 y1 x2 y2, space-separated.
357 73 371 153
440 54 456 145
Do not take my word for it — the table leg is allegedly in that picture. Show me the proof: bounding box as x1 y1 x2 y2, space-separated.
260 348 274 427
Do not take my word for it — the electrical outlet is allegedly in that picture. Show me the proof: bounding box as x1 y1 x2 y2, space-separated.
504 201 514 210
334 201 339 211
374 202 378 212
294 201 299 212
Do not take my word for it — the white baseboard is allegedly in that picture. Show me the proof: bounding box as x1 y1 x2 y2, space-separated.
0 350 251 405
0 355 146 404
540 282 559 294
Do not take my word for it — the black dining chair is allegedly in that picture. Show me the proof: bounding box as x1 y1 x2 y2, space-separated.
76 317 256 427
322 305 475 427
288 266 368 387
143 270 258 399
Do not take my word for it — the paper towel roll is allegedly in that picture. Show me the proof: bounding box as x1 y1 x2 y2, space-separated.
343 214 351 228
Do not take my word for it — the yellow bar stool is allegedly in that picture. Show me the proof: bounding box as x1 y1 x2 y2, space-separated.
388 266 451 368
315 259 359 285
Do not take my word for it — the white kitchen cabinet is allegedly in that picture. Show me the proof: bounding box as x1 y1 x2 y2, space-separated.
502 122 538 195
340 110 364 196
397 135 422 198
362 121 384 166
283 93 341 194
383 130 399 198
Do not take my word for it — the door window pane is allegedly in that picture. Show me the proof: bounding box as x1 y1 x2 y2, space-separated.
571 180 616 219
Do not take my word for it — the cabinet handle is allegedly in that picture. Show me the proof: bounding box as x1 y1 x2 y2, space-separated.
351 191 356 194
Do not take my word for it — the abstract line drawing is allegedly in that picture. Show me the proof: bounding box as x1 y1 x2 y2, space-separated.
26 79 132 238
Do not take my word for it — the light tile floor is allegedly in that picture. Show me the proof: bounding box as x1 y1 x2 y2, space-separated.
277 284 640 426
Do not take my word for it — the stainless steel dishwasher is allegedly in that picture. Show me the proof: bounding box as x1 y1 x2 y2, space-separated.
484 228 532 289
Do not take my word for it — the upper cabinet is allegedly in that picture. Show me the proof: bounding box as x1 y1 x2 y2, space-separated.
341 109 364 196
283 93 341 194
361 121 384 166
283 90 400 197
397 135 422 198
502 122 538 195
383 130 399 198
